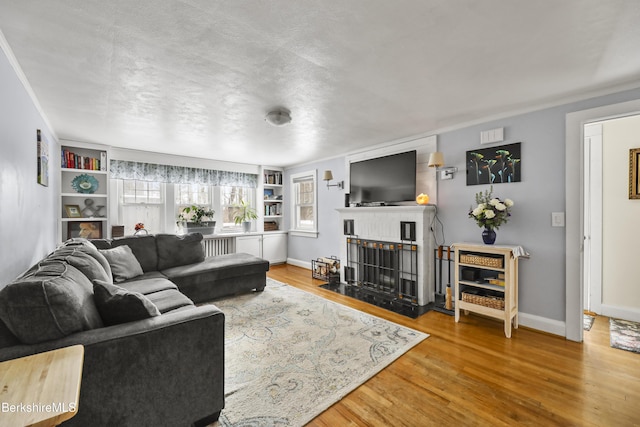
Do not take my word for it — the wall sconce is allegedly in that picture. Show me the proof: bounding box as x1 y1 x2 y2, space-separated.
323 170 344 189
428 152 458 180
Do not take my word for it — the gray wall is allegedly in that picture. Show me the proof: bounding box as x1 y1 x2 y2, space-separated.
285 157 347 265
0 45 59 286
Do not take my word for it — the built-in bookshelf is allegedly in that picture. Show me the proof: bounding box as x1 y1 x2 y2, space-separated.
60 142 110 242
263 167 283 232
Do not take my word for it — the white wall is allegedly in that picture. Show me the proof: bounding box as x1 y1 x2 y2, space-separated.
0 43 59 286
602 115 640 310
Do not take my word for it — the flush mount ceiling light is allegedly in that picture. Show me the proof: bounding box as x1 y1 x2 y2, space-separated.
264 109 292 126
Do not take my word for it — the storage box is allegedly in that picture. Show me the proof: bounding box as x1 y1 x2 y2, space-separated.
462 290 505 310
459 253 503 268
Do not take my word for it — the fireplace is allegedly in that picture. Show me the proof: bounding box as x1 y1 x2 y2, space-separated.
337 205 436 306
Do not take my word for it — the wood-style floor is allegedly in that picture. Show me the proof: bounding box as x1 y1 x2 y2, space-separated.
267 264 640 427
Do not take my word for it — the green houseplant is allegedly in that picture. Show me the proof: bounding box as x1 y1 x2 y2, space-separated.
177 205 216 234
233 200 258 233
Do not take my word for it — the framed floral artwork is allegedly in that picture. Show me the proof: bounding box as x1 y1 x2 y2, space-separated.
466 142 521 186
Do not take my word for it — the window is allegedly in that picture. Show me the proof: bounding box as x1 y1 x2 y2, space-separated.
118 180 165 235
175 183 211 206
221 186 256 229
290 170 317 237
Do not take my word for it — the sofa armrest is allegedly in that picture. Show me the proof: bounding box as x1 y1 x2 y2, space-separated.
0 304 225 427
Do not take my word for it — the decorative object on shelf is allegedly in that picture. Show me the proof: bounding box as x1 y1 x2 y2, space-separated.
36 129 49 187
176 205 216 235
68 221 102 239
466 142 521 186
428 151 458 180
71 173 99 194
80 198 101 218
112 225 125 238
233 199 258 233
322 170 344 189
134 222 149 235
469 185 514 245
64 204 81 218
416 193 430 205
629 148 640 199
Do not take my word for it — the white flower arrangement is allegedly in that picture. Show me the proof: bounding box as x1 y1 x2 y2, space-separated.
469 186 514 230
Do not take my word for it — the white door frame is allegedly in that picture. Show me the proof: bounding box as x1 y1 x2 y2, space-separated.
565 98 640 342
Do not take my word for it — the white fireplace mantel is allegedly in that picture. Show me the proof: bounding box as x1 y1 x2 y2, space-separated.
336 205 436 305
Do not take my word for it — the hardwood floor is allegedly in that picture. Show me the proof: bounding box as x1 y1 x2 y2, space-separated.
267 264 640 427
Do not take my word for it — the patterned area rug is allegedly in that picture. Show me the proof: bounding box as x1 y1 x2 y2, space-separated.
211 278 429 427
584 314 595 331
610 318 640 354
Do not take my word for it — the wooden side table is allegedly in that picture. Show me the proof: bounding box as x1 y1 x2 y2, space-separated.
0 345 84 427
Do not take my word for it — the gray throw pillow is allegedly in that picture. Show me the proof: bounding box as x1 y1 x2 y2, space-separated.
99 245 144 282
64 250 112 284
93 280 161 326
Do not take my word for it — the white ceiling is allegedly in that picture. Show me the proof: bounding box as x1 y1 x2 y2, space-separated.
2 0 640 167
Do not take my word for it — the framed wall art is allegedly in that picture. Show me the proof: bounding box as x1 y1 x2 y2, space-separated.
36 129 49 186
67 221 103 239
629 148 640 199
466 142 521 186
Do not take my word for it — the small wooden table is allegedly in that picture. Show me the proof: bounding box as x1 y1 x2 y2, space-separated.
0 345 84 427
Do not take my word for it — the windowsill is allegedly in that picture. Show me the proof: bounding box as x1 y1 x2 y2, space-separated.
289 229 318 238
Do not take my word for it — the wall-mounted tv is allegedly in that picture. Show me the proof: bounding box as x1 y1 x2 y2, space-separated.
349 150 417 205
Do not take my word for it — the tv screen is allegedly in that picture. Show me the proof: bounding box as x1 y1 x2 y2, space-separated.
349 150 417 205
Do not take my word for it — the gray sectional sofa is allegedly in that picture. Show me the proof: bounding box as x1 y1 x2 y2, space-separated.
0 233 270 427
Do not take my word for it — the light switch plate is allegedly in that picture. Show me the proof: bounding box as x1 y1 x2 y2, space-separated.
551 212 565 227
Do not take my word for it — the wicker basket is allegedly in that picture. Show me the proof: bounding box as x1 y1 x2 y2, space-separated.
462 292 505 310
459 253 503 268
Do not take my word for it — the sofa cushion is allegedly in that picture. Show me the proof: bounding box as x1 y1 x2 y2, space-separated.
95 235 159 272
93 280 161 325
156 233 205 270
99 245 144 282
0 262 103 344
119 277 178 296
64 250 112 283
63 239 114 282
144 289 195 313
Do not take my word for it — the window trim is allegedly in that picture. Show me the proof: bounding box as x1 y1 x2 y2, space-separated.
289 170 318 238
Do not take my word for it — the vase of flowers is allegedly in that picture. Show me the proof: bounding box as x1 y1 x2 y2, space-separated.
468 186 514 244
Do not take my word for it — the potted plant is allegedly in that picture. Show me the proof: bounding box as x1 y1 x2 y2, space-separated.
177 205 216 235
233 199 258 233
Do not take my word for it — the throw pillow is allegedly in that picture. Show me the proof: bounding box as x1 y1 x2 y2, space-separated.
99 245 144 282
64 250 112 284
93 280 161 325
156 233 205 270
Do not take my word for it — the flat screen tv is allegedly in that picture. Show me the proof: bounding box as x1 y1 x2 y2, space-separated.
349 150 417 205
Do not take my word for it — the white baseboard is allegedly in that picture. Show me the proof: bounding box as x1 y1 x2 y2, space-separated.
601 304 640 323
518 312 565 337
286 258 312 270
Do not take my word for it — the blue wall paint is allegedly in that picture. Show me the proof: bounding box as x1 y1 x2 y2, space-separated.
0 46 59 286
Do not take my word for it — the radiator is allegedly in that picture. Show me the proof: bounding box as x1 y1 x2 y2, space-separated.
203 236 235 257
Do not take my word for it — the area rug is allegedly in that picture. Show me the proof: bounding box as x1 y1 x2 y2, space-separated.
211 278 429 427
584 314 595 331
610 318 640 354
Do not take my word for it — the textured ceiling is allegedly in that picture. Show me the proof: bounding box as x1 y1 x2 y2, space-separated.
1 0 640 167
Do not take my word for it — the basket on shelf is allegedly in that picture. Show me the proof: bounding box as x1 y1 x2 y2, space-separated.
459 253 503 268
462 291 505 310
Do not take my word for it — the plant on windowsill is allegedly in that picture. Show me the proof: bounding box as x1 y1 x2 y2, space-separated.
233 199 258 233
176 205 216 235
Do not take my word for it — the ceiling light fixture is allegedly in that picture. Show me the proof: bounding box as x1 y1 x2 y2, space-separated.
264 109 292 126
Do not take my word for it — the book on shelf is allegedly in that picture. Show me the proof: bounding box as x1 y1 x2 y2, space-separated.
61 148 105 171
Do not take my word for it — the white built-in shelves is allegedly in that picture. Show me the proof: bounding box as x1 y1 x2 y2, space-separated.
59 142 110 241
262 167 284 232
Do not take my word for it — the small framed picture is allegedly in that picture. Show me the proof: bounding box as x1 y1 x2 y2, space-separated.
264 188 274 199
64 205 82 218
67 221 103 239
629 148 640 199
